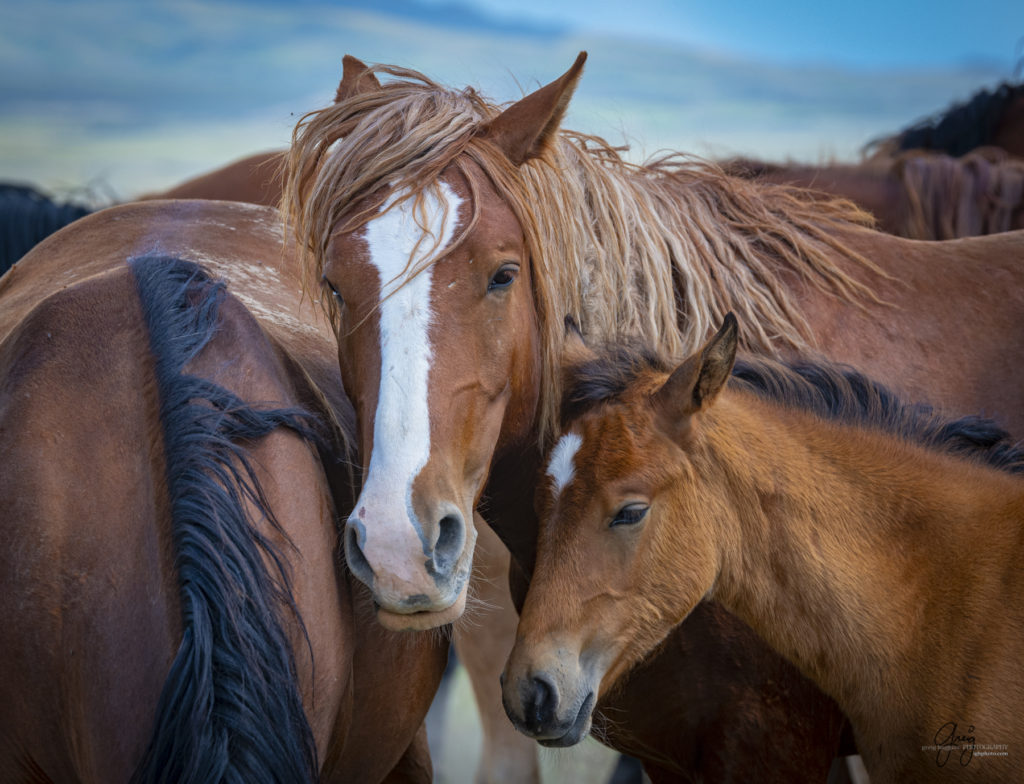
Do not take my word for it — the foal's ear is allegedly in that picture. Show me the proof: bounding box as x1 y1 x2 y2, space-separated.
478 52 587 165
335 54 382 103
655 314 739 425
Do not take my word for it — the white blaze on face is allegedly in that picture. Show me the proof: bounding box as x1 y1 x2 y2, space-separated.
354 181 463 582
547 431 583 498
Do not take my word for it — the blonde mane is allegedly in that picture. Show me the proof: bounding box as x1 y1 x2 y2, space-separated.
892 149 1024 239
283 62 882 443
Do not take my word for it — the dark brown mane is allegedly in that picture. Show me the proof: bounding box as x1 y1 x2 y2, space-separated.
564 344 1024 474
561 339 670 426
865 81 1024 158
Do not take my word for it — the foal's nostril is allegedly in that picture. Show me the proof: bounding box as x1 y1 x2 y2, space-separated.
431 512 463 572
525 674 557 729
344 521 374 587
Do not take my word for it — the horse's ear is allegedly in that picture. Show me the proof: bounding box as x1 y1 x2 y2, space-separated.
335 54 381 103
654 314 738 429
478 52 587 165
561 315 595 371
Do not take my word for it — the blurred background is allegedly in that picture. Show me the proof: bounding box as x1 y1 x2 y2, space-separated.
2 2 1020 781
2 0 1022 205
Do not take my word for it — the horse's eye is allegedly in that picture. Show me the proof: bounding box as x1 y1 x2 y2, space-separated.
322 274 344 305
610 503 649 527
487 263 518 292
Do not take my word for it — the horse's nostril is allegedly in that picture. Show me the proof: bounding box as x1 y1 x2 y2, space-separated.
432 513 463 572
344 521 373 586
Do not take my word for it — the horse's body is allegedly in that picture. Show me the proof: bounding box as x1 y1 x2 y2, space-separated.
282 55 1024 778
726 150 1024 239
0 199 447 782
505 318 1024 783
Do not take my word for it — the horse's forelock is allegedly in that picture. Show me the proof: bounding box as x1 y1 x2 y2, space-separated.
284 70 496 293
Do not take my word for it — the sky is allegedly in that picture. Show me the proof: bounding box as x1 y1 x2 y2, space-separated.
2 0 1021 199
443 0 1024 70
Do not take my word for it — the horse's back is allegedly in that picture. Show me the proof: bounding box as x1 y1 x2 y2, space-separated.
0 202 445 782
139 151 286 206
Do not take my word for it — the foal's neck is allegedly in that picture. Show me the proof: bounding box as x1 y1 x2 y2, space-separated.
706 391 1022 726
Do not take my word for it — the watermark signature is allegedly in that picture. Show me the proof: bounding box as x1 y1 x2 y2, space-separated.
921 722 1009 767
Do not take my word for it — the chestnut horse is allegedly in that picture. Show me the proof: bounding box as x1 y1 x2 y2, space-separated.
282 53 1024 778
0 199 448 782
725 150 1024 239
505 316 1024 783
143 161 543 782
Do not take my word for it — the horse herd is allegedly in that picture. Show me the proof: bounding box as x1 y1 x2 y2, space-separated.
1 52 1022 783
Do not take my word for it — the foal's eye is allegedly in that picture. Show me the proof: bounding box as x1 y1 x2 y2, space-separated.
610 503 649 527
487 263 518 292
322 275 344 305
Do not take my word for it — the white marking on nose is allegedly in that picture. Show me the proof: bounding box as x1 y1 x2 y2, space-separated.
356 181 463 570
547 432 583 496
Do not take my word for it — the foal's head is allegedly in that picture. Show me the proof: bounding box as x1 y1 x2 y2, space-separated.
501 316 739 746
288 54 586 629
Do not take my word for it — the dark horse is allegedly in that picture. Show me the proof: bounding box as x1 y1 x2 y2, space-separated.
0 183 90 274
865 79 1024 159
0 199 447 782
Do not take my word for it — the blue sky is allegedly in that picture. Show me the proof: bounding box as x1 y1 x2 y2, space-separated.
440 0 1024 70
2 0 1020 197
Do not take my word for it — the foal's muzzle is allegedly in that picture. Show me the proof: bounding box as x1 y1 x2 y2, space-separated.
502 669 596 747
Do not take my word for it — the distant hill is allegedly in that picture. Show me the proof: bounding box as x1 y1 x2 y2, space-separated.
0 0 1008 197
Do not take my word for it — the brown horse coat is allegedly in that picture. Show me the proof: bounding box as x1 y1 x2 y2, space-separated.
0 200 446 782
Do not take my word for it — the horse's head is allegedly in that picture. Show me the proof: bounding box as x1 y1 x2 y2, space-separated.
501 317 738 746
298 54 586 630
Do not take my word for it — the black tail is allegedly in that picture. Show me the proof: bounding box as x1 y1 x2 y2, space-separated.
129 255 319 784
0 184 90 275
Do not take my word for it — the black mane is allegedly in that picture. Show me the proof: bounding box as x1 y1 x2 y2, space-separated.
129 255 320 784
0 184 90 275
563 342 1024 474
864 81 1024 158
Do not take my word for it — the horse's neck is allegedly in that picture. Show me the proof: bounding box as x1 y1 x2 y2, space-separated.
705 393 1023 726
486 439 545 577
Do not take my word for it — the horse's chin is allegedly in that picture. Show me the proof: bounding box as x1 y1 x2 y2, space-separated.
375 589 467 631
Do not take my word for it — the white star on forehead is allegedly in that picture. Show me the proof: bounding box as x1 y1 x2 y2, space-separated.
547 431 583 496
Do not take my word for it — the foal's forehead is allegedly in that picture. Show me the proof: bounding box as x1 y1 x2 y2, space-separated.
547 396 665 493
546 431 583 496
